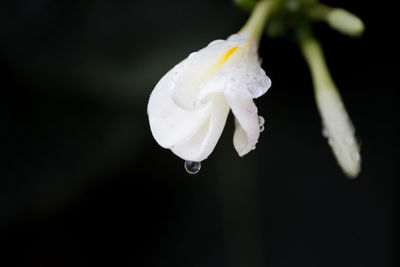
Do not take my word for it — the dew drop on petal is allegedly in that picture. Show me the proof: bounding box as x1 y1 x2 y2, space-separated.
184 160 201 174
252 145 256 150
247 105 257 113
258 116 265 132
258 115 265 126
248 86 263 97
207 40 224 46
188 52 197 59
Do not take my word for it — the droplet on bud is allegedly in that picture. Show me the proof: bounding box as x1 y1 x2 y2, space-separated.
184 160 201 174
258 115 265 126
258 116 265 132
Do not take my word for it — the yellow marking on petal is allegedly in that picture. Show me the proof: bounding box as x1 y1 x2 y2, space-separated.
206 45 248 79
222 47 239 64
210 47 239 75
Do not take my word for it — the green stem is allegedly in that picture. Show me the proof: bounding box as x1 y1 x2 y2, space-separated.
307 3 331 21
238 0 278 47
300 36 336 94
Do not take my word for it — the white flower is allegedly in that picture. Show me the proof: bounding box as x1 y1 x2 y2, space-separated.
147 34 271 162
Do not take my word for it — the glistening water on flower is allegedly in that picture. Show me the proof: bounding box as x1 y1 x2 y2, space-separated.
148 0 274 173
147 0 364 178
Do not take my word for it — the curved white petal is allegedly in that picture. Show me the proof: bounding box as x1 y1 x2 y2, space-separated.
169 35 248 110
171 95 230 161
198 53 271 101
226 96 261 156
148 67 212 148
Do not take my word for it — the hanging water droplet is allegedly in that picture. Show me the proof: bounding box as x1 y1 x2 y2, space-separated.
322 128 329 138
252 145 256 150
260 125 265 132
351 152 360 161
184 160 201 174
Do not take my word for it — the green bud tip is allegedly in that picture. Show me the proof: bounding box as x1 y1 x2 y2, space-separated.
327 8 365 37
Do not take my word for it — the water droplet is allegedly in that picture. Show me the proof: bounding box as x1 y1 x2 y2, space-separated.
344 136 354 145
351 152 360 161
258 116 265 132
252 146 256 150
168 82 176 89
188 52 197 59
247 106 257 113
258 116 265 126
184 160 201 174
248 86 263 97
208 40 223 46
322 128 329 138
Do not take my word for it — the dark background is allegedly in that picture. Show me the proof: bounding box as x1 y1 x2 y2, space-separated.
1 0 398 266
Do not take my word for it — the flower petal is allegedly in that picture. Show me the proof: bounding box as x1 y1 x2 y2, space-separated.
171 94 230 161
198 52 271 102
148 68 212 149
226 96 261 156
169 35 248 110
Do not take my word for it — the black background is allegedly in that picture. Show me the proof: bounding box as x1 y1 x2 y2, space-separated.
1 0 398 266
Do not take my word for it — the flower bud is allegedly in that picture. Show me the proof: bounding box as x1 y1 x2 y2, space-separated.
327 8 365 37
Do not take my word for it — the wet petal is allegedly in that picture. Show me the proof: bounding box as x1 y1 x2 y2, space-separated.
147 68 212 149
170 35 247 110
226 96 261 156
171 94 230 161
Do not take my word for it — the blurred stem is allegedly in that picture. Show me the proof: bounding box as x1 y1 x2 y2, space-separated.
238 0 279 47
300 36 336 94
307 3 331 21
233 0 257 12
